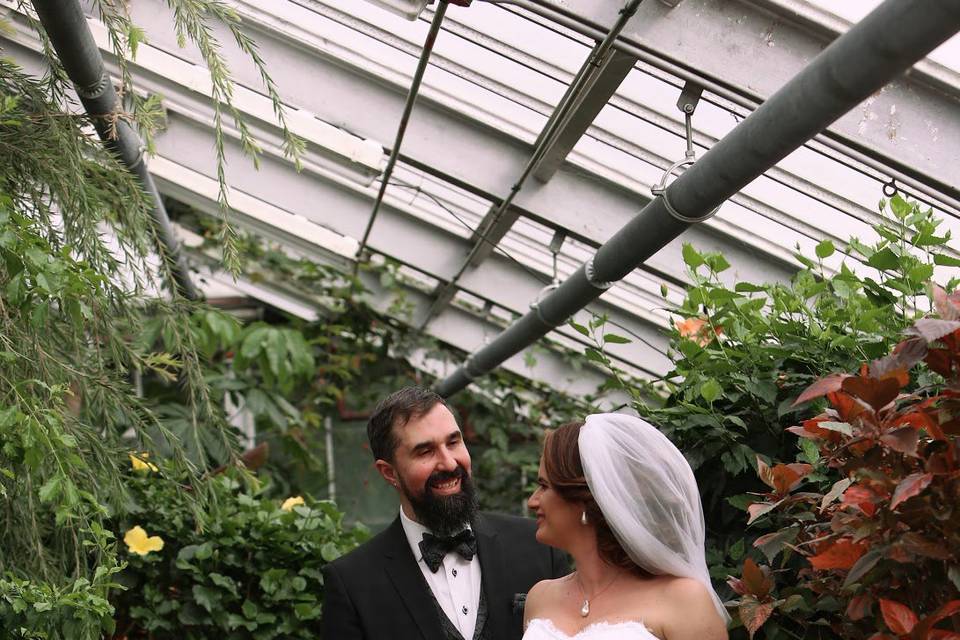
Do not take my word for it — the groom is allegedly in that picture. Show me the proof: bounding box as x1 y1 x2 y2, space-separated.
322 386 567 640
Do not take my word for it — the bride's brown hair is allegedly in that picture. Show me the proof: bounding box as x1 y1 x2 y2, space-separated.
543 421 648 575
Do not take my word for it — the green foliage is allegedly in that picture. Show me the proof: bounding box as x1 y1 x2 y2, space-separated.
0 2 308 636
728 288 960 639
172 213 600 512
110 469 367 639
590 196 957 596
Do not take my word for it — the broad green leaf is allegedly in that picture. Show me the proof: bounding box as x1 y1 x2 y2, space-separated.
681 243 704 268
700 378 722 404
815 240 835 259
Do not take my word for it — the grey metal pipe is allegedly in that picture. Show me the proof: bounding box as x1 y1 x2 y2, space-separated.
32 0 199 300
507 0 960 215
356 0 449 265
435 0 960 397
437 0 642 288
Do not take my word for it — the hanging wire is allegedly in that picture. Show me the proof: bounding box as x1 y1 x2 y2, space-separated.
387 178 670 359
354 1 450 272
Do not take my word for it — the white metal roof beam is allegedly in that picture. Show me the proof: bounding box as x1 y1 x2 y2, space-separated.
150 113 673 378
530 48 638 182
105 0 796 290
536 0 960 204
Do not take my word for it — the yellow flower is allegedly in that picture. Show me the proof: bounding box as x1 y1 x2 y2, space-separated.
124 525 164 556
129 452 158 473
281 496 305 512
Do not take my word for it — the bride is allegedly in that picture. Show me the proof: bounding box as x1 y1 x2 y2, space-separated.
522 414 729 639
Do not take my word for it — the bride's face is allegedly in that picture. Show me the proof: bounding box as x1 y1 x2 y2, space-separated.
527 457 583 549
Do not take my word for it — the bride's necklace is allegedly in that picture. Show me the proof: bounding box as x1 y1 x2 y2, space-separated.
574 571 620 618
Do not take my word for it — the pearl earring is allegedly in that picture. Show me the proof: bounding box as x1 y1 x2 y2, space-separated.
580 511 588 526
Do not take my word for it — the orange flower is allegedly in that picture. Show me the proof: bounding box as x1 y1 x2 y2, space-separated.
676 317 722 347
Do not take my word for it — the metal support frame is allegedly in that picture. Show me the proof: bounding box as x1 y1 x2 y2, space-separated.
419 0 643 328
434 0 960 397
513 0 960 214
31 0 198 300
356 0 448 264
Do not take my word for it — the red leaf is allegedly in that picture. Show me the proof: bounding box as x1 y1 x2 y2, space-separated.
747 501 779 525
890 472 933 510
829 391 870 423
809 538 866 571
933 284 960 321
767 463 813 495
739 596 775 639
880 426 920 457
842 485 877 516
842 376 901 411
880 598 918 635
846 594 873 621
793 374 849 406
741 558 773 600
909 318 960 344
925 348 954 378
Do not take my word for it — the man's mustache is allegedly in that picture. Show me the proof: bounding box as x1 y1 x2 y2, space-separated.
426 465 468 487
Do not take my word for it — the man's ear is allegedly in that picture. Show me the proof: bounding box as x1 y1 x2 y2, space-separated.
375 459 399 489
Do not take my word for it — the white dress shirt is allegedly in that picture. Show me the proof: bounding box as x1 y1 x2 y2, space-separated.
400 508 482 640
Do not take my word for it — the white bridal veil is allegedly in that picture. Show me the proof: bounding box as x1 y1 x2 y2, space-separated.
579 413 730 622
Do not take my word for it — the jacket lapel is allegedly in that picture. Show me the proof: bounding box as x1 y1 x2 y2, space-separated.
474 514 511 639
382 517 444 640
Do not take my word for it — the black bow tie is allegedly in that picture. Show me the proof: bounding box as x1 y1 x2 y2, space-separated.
418 529 477 573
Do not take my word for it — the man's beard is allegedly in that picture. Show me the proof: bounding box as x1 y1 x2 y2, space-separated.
400 465 478 537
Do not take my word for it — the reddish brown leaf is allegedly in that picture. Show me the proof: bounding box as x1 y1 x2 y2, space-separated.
880 598 918 635
809 538 867 571
747 501 779 525
933 284 960 321
910 318 960 344
927 631 960 639
842 376 901 411
757 457 775 491
846 593 873 621
726 575 747 596
880 426 920 457
739 596 775 640
925 348 954 378
842 485 878 516
898 532 951 560
829 391 870 423
793 374 849 407
768 463 813 495
741 558 773 600
890 472 934 510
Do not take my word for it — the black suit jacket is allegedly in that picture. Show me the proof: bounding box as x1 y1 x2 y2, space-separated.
322 512 568 640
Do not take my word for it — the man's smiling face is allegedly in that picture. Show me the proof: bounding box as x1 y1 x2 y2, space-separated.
376 402 477 534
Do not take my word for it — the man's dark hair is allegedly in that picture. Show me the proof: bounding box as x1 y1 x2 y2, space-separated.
367 386 450 461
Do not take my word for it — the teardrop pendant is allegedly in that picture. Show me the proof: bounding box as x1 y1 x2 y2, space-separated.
580 599 590 617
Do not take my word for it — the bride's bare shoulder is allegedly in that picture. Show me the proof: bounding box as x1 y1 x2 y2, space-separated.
524 574 572 620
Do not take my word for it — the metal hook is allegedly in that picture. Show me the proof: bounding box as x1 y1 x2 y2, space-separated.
883 178 899 198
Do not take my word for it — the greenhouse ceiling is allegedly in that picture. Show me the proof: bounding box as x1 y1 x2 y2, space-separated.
2 0 959 400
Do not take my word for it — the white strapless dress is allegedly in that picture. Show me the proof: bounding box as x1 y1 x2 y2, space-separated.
523 619 658 640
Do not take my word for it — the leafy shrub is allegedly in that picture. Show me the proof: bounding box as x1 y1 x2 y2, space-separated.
109 468 367 639
728 285 960 639
590 195 959 582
